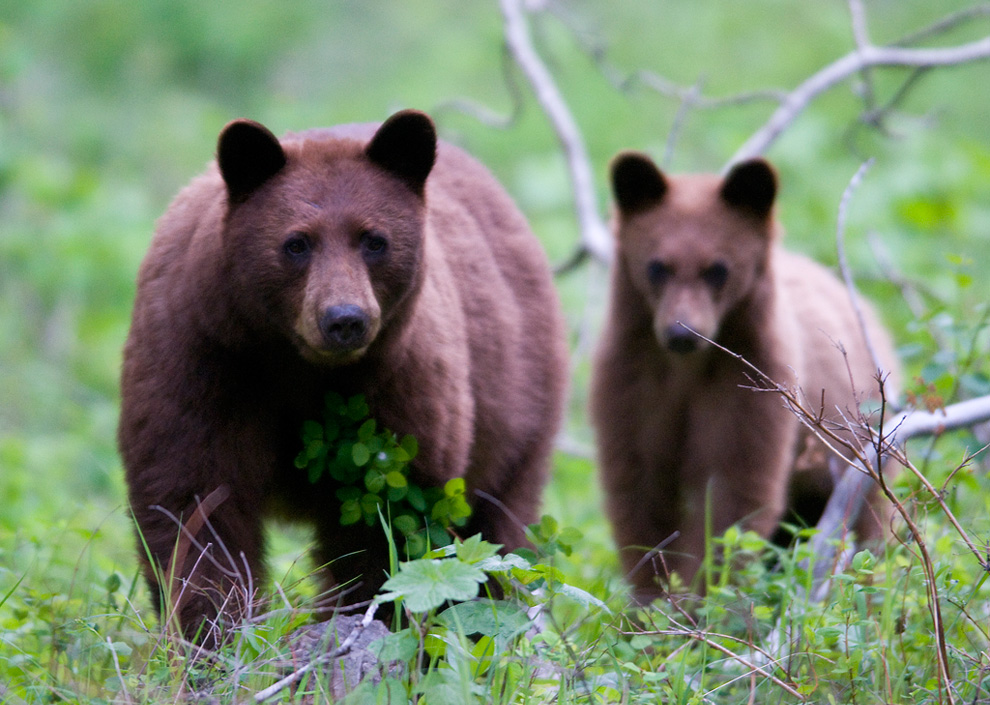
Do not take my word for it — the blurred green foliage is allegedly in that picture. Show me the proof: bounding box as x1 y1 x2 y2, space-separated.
0 0 988 700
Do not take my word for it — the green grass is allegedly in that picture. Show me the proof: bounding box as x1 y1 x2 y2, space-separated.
2 0 990 702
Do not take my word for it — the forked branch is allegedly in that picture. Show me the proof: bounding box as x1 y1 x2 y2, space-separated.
488 2 990 264
729 36 990 164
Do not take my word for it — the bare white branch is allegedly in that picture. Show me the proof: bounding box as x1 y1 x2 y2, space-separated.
810 393 990 595
895 395 990 440
253 601 380 703
499 0 612 263
730 36 990 164
833 159 890 386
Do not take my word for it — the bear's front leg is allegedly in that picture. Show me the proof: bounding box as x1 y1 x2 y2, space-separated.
600 455 682 603
131 482 266 647
675 396 798 588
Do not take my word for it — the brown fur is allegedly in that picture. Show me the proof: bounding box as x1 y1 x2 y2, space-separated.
590 154 900 600
118 110 568 642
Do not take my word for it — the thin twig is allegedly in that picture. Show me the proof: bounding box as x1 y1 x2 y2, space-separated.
856 67 931 131
107 636 133 705
253 601 380 703
848 0 878 112
640 627 806 700
663 78 704 168
893 5 990 48
636 70 787 108
553 244 590 276
433 48 524 129
833 159 888 384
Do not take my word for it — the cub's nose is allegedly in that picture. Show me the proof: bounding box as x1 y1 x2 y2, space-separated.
664 323 699 354
319 304 370 350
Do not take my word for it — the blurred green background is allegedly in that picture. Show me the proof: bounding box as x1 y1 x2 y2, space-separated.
1 0 988 632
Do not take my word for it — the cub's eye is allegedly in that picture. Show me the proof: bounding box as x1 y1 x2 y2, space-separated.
361 230 388 260
646 260 672 286
283 233 311 259
702 261 729 290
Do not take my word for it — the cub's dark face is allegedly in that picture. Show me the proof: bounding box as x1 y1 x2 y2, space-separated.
610 154 777 354
217 110 436 365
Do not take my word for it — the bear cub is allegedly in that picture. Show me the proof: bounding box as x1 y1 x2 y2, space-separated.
119 110 568 643
590 153 901 600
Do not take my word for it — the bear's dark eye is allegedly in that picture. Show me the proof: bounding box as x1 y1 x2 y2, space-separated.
702 261 729 290
283 233 311 260
646 260 672 287
361 230 389 261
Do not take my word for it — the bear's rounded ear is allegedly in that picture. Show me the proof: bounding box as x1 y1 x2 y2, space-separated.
217 119 287 204
720 158 777 218
610 152 668 216
365 110 437 197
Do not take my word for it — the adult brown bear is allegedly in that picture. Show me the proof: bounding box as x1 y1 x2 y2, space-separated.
119 110 568 643
590 154 900 600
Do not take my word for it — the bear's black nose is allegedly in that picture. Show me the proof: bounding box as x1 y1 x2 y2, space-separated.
320 304 370 350
665 324 698 354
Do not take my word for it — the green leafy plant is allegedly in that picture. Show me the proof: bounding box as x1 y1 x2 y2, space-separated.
294 392 472 557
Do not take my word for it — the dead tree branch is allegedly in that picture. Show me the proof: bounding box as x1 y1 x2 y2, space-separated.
499 0 612 264
253 601 380 703
494 2 990 267
809 395 990 581
730 35 990 164
434 49 524 129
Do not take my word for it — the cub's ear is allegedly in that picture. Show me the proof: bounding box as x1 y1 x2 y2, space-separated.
217 119 287 204
366 110 437 196
720 158 777 218
610 151 668 216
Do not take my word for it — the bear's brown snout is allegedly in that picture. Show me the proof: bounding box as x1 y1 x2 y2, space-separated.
319 304 371 350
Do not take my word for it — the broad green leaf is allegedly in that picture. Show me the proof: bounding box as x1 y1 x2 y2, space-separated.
425 544 457 559
357 418 376 442
305 438 324 460
340 500 361 526
385 471 407 488
444 477 465 496
407 485 427 512
387 485 408 502
352 442 371 467
347 394 370 420
105 641 132 658
364 469 385 493
361 493 383 515
294 451 309 470
454 534 501 564
302 420 324 441
400 434 419 460
368 630 419 662
437 599 530 638
405 533 427 559
476 552 530 573
555 583 611 613
104 572 122 594
308 463 322 484
377 559 486 612
392 513 420 536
